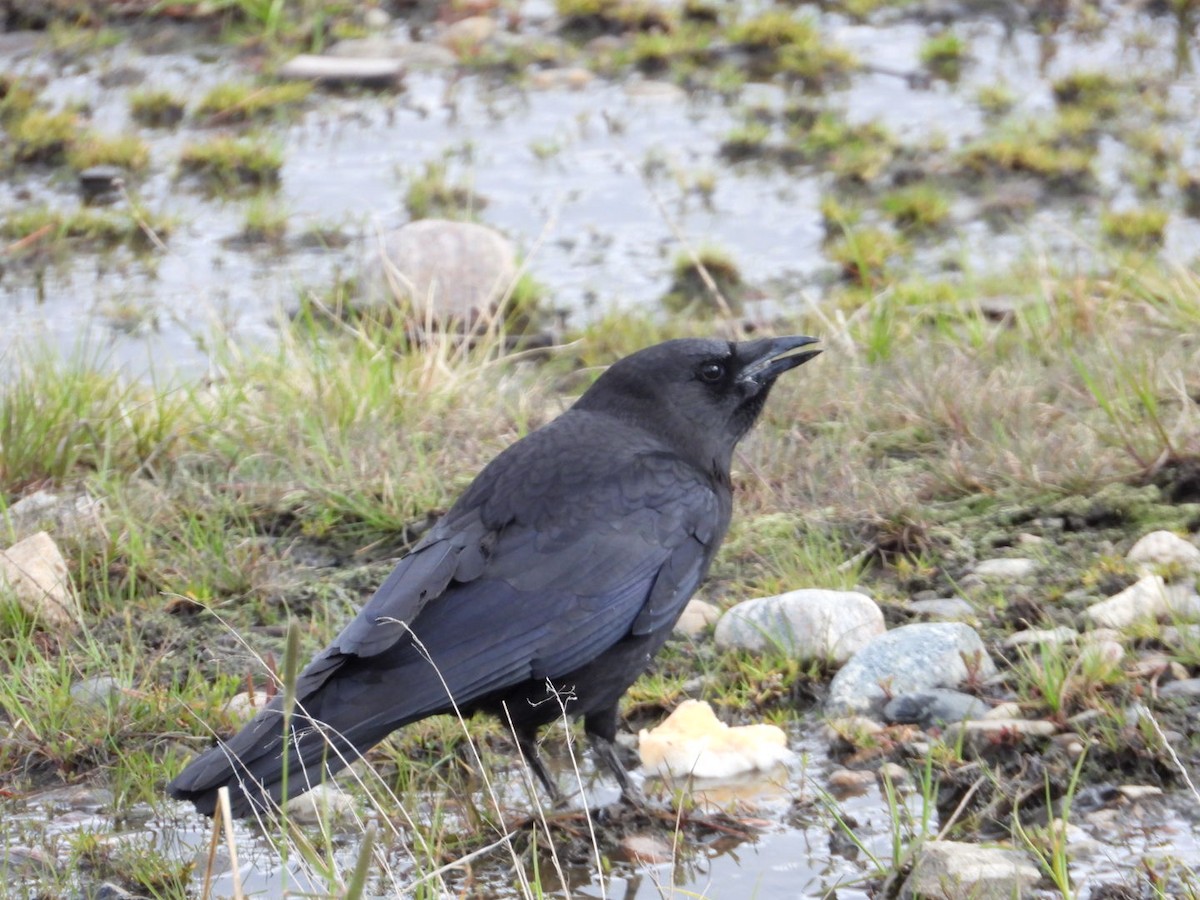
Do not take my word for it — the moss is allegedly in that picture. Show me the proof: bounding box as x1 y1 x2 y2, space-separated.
67 132 151 172
404 159 482 221
662 246 744 315
976 82 1016 116
919 31 967 81
783 111 894 182
826 226 906 285
129 89 186 127
718 121 772 161
1100 207 1168 246
241 193 288 244
555 0 675 36
0 75 38 123
195 81 312 124
959 123 1095 189
1052 70 1125 118
1 205 171 250
7 109 80 165
728 12 856 88
178 136 283 191
881 183 951 233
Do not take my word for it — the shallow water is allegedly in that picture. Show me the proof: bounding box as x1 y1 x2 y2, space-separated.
2 1 1198 378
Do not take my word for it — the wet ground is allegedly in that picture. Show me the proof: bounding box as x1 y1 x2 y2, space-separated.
3 1 1200 896
2 1 1198 377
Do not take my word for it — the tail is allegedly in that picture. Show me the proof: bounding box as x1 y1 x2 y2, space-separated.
167 696 391 818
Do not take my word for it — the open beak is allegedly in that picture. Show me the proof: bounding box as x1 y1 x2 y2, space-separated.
738 335 822 386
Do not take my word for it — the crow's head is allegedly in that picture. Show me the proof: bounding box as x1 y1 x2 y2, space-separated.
576 336 821 474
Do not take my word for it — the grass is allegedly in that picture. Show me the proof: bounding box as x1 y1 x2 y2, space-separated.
1 205 171 252
404 158 483 221
128 88 187 127
6 109 80 165
66 131 151 172
195 80 312 124
1 251 1199 892
178 134 284 191
919 31 967 81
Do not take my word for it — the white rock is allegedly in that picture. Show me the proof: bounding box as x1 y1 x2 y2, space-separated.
1080 640 1124 667
277 54 403 87
638 700 791 780
714 589 885 664
1116 784 1163 801
909 598 976 621
1127 531 1200 575
1003 626 1078 647
363 219 517 324
224 691 272 721
0 531 80 626
438 16 496 53
943 718 1058 746
674 598 719 638
972 557 1037 579
984 701 1023 720
283 784 357 825
901 840 1041 900
1086 575 1200 628
827 768 875 796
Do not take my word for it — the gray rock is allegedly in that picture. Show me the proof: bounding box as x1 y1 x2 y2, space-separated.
277 54 404 88
714 589 884 664
4 490 103 540
1159 678 1200 699
826 623 995 717
883 689 989 728
972 557 1037 579
78 165 125 200
361 219 517 325
674 598 719 638
284 783 357 825
327 38 457 69
942 718 1059 748
87 882 151 900
909 597 975 621
901 840 1041 900
1127 530 1200 575
70 676 125 708
1003 625 1079 647
1086 575 1200 629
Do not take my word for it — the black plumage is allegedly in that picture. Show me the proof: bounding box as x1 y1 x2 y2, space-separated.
167 335 820 817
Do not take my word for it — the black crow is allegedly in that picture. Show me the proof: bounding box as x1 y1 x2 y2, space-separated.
168 335 821 817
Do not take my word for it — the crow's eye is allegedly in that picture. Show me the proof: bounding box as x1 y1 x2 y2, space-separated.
698 361 725 383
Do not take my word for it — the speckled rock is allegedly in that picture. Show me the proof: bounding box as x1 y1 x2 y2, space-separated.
714 589 884 663
901 840 1041 900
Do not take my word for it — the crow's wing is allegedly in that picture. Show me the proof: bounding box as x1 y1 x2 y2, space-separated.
291 436 724 713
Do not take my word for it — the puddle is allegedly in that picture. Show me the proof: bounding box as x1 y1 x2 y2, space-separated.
2 3 1198 378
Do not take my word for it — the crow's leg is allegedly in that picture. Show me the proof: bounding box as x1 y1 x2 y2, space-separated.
515 725 563 807
584 706 643 805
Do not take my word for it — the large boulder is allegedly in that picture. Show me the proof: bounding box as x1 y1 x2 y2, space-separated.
714 589 884 664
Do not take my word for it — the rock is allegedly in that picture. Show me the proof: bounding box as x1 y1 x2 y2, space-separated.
972 557 1037 579
826 623 995 717
624 79 687 101
942 718 1058 748
70 676 125 709
879 762 909 786
0 531 81 626
1003 625 1078 647
901 840 1041 900
361 219 517 325
78 165 125 201
827 768 875 797
277 54 404 88
1116 784 1163 801
0 845 54 877
674 598 719 638
1080 640 1124 668
1086 575 1200 629
438 16 496 54
1162 624 1200 647
529 67 594 90
4 490 103 540
883 689 989 728
713 589 884 664
909 598 975 621
327 38 457 68
1159 678 1200 699
615 833 674 864
90 882 149 900
638 700 791 780
1127 531 1200 575
283 784 357 825
822 716 885 746
984 701 1023 719
224 690 272 721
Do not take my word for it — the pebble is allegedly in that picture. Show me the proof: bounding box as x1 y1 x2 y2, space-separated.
673 598 719 638
942 718 1058 747
284 784 357 825
1127 530 1200 575
972 557 1037 579
826 622 995 717
438 16 496 53
1003 625 1078 647
714 589 885 663
901 840 1041 900
1086 575 1200 628
277 54 404 88
0 531 81 626
1159 678 1200 699
908 597 976 621
529 67 594 89
70 676 126 709
616 833 674 864
878 762 909 786
1117 784 1163 801
78 165 125 201
827 768 875 797
883 689 989 728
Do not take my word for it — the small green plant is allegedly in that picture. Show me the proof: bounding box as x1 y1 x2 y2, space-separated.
729 12 856 87
920 31 967 80
1100 207 1169 246
1052 70 1125 118
242 192 289 243
662 246 743 315
66 132 151 172
976 82 1016 115
404 159 482 220
826 226 906 285
178 135 284 191
196 81 312 124
718 121 772 161
7 109 80 165
881 183 951 233
129 88 187 127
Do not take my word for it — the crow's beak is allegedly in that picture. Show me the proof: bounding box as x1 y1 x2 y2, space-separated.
738 335 822 386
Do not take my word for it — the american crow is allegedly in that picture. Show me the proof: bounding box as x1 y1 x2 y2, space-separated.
168 335 821 817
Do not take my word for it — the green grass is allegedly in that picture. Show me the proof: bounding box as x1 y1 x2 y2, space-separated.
129 88 187 127
195 80 312 124
66 131 151 172
919 31 967 81
178 134 284 191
